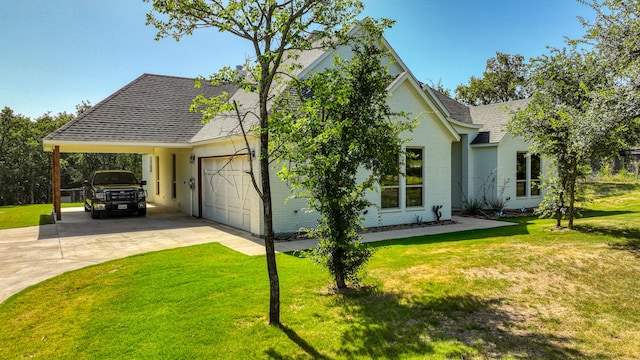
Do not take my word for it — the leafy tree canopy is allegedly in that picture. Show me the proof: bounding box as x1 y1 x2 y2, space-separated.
272 18 414 290
455 52 530 106
579 0 640 148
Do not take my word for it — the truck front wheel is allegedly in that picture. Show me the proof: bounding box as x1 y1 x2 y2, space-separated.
91 202 101 219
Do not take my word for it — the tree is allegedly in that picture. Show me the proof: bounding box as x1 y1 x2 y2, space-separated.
0 107 74 205
579 0 640 149
145 0 363 325
0 107 30 205
272 19 413 290
509 1 640 230
507 47 604 229
455 52 530 105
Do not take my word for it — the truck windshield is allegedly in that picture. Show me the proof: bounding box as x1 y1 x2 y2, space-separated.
93 172 139 185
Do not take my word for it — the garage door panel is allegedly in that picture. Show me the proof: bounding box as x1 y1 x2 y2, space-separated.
202 156 252 232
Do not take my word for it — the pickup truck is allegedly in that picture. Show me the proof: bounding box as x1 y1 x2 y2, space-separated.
82 170 147 219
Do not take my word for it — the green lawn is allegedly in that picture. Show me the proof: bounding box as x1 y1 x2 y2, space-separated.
0 202 83 230
1 185 639 359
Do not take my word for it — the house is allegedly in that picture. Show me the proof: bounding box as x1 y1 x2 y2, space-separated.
43 34 548 236
438 94 547 211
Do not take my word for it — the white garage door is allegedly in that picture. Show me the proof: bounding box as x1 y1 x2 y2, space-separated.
202 156 252 232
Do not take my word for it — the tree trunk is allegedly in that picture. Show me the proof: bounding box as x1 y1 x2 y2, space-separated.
567 157 579 230
259 95 280 326
335 273 347 290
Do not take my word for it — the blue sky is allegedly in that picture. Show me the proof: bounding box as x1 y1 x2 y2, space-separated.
1 0 595 119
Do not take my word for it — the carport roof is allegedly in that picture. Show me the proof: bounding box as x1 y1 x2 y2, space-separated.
44 74 239 148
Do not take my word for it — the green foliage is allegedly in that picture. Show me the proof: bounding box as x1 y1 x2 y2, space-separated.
509 0 640 229
461 197 485 216
579 0 640 148
0 107 73 205
455 52 530 105
0 105 142 206
508 47 604 229
62 153 142 187
273 19 414 289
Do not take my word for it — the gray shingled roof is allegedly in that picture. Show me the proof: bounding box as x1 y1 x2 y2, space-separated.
420 87 531 144
44 74 239 144
428 87 473 124
469 98 530 144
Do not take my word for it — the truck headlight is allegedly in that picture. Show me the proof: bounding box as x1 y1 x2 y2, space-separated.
137 190 145 200
95 192 106 201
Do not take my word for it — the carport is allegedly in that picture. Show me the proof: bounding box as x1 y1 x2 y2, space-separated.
42 74 240 221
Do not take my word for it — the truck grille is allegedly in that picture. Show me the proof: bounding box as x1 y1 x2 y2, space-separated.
108 190 137 201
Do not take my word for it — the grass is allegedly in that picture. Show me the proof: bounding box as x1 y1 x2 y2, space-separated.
1 186 640 358
0 202 83 230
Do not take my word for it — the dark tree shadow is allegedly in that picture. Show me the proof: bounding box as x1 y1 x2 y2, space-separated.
330 289 604 359
264 325 330 360
576 223 640 258
612 238 640 257
584 182 640 198
368 220 533 249
575 209 633 219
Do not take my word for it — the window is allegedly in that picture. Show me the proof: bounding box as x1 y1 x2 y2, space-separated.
405 148 423 207
155 156 160 195
171 154 177 199
516 152 541 197
381 148 424 209
530 154 541 196
381 171 399 209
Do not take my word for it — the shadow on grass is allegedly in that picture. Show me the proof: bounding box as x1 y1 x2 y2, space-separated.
328 288 598 359
283 220 533 260
369 219 532 249
575 209 633 219
584 182 640 198
265 325 331 360
39 213 54 226
612 239 640 257
576 223 640 257
576 224 640 240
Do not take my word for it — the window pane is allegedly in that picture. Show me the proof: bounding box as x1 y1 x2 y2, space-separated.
381 188 399 208
531 180 541 196
381 174 399 187
517 153 527 180
516 181 526 197
531 154 541 180
406 187 423 207
406 148 423 185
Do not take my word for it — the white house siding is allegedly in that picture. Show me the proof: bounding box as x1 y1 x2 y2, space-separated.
143 148 193 213
469 145 498 204
365 79 454 227
269 167 322 234
496 133 548 210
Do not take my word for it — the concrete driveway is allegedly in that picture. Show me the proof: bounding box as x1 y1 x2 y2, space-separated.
1 205 515 304
0 205 265 303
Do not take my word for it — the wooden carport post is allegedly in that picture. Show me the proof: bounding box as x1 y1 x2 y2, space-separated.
52 145 61 221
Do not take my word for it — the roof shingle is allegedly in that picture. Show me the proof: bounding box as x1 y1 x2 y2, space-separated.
44 74 239 144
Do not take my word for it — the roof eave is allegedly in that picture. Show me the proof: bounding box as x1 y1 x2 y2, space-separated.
43 139 192 153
